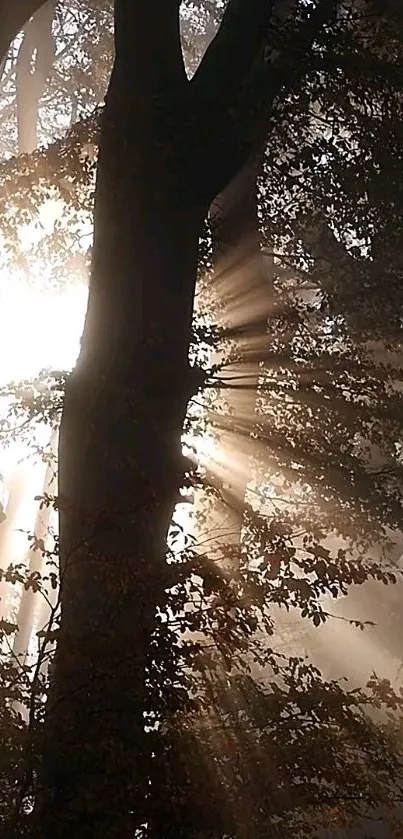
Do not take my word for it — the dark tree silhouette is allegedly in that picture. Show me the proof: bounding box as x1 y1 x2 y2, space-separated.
30 2 339 837
1 2 403 838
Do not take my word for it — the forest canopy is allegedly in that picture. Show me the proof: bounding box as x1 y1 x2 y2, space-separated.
0 1 402 838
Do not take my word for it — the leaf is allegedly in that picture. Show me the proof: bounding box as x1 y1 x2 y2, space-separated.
49 571 58 590
314 559 327 579
0 620 18 635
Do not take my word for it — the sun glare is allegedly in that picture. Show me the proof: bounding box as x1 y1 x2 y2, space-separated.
0 267 88 627
0 276 87 384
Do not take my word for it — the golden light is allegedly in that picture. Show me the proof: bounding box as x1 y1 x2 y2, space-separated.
0 203 88 646
0 198 398 700
0 277 87 384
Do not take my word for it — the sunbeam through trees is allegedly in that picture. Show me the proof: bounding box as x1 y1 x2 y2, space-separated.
0 1 403 838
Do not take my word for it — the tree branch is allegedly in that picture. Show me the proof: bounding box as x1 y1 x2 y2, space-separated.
196 0 339 203
192 0 275 102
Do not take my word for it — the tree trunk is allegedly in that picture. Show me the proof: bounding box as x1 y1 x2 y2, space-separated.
32 4 206 836
29 0 335 834
16 0 55 154
34 175 202 831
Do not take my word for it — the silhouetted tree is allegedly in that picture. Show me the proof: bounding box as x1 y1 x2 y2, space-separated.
1 2 403 838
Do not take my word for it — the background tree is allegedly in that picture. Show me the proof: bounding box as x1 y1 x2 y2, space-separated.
16 1 56 154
